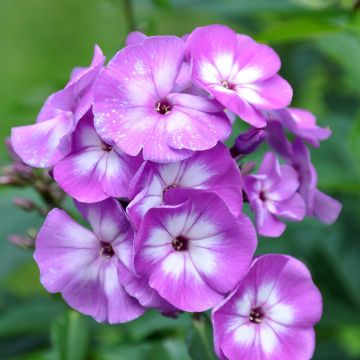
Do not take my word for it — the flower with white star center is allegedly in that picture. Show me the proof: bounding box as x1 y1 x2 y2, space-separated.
187 24 293 128
93 35 231 163
34 198 145 323
134 189 257 312
212 254 322 360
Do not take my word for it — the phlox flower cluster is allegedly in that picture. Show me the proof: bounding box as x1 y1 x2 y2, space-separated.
10 24 342 359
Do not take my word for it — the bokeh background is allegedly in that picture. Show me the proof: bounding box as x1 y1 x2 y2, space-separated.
0 0 360 359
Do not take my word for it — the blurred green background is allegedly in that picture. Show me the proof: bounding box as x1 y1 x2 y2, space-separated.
0 0 360 359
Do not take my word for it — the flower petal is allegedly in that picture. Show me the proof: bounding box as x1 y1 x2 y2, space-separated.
75 198 131 244
268 193 306 221
11 113 74 168
53 149 108 203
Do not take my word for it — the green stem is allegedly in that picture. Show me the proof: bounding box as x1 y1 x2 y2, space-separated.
122 0 136 33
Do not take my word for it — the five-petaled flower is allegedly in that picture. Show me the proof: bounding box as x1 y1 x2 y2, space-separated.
243 152 306 237
212 254 322 360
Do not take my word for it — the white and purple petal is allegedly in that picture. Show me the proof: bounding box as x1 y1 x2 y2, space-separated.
212 254 322 360
11 112 74 168
127 143 243 228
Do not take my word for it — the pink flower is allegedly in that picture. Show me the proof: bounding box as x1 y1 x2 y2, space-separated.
11 46 105 168
133 189 257 312
127 143 243 229
93 35 231 163
290 139 342 224
187 24 293 128
243 152 305 237
212 254 323 360
265 122 342 225
34 199 145 323
53 111 142 203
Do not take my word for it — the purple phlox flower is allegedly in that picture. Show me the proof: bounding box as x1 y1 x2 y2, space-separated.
290 139 342 224
34 198 145 323
127 143 243 229
265 123 341 225
11 46 105 168
212 254 322 360
133 188 257 312
243 152 306 237
264 107 331 147
231 127 267 157
93 35 231 163
187 24 293 128
53 111 142 203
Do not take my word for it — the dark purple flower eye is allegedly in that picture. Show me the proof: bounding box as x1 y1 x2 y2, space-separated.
99 242 115 257
155 100 172 115
171 235 188 251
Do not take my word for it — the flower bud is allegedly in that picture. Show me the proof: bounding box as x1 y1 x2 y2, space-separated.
241 162 256 175
8 234 35 249
231 128 267 157
13 197 35 211
0 175 13 185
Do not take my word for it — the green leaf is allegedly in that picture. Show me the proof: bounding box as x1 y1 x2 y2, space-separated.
152 0 171 9
0 298 65 337
187 314 217 360
316 32 360 96
258 15 343 44
349 111 360 163
51 310 90 360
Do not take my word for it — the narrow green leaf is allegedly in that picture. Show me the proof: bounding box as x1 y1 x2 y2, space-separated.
51 310 90 360
258 15 342 44
152 0 171 9
187 314 217 360
0 298 65 337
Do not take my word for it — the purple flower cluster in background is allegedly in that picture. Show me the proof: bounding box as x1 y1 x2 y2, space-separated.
9 24 342 359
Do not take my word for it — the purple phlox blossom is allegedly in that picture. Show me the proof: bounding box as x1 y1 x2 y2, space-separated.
289 139 342 224
212 254 322 360
127 143 243 229
263 107 331 147
265 123 341 224
93 35 231 163
53 111 142 203
11 46 105 168
243 152 306 237
34 198 145 323
231 127 267 157
187 24 292 128
133 188 257 312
